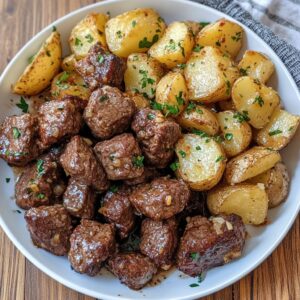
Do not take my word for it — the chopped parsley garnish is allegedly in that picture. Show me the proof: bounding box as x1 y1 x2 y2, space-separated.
170 161 179 171
132 155 144 168
116 30 123 38
165 39 177 52
195 146 201 150
157 16 164 23
215 40 221 47
132 20 137 27
233 111 250 123
46 50 51 57
269 129 282 136
240 66 250 76
190 252 200 260
192 129 209 138
225 78 231 95
189 283 199 288
253 78 261 85
37 193 45 199
147 113 155 120
16 97 29 113
139 70 155 88
231 31 242 42
199 21 210 27
97 54 105 64
56 71 69 89
215 155 225 163
176 91 185 105
177 63 186 69
253 96 264 107
28 54 35 64
99 95 108 102
5 178 10 183
179 150 186 158
193 44 203 52
165 104 179 116
75 37 83 47
12 127 21 139
288 126 294 132
36 159 45 177
186 102 196 114
138 35 159 48
214 135 224 143
13 209 22 214
150 101 164 111
52 26 57 32
178 42 185 57
109 185 118 193
85 34 94 43
224 133 233 141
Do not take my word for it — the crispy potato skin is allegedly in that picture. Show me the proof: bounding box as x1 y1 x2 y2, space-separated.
225 146 281 184
175 133 226 191
61 54 77 72
13 32 62 96
184 46 239 103
195 18 244 58
105 8 166 58
207 183 269 225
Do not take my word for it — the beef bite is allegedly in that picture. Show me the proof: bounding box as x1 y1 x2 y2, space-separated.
0 113 40 166
99 185 135 239
68 219 115 276
75 43 126 90
140 218 178 270
84 86 136 140
24 204 73 256
59 135 109 192
38 96 83 149
176 214 246 277
63 178 96 219
94 133 144 181
131 108 181 168
129 177 190 220
107 252 157 290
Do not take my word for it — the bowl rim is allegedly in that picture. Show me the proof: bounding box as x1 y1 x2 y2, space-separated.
0 0 299 299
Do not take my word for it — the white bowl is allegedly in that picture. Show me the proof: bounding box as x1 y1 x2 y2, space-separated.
0 0 299 299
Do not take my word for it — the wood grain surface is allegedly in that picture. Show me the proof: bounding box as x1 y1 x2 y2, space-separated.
0 1 299 299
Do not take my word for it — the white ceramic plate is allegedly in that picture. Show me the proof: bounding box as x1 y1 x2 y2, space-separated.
0 0 299 299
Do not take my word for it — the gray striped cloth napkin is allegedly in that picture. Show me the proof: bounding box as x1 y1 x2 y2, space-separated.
192 0 300 89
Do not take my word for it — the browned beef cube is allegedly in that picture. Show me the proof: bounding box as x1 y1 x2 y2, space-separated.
68 220 115 276
24 204 72 256
129 177 190 220
99 186 135 239
38 97 83 149
131 108 181 168
94 133 144 180
75 43 126 90
124 167 159 186
63 178 96 219
0 114 40 166
176 214 246 277
140 218 178 270
84 86 135 140
107 252 157 290
59 136 109 191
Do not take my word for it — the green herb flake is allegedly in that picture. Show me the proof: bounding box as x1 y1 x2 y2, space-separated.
116 30 123 38
177 63 186 69
179 150 186 158
192 129 209 138
132 155 144 168
198 273 206 283
157 16 164 23
52 26 57 32
85 34 94 43
97 54 105 64
75 37 83 47
109 185 118 193
46 50 51 57
99 95 108 102
36 159 45 177
12 127 21 139
288 126 294 132
56 71 70 89
231 31 242 42
199 21 210 27
37 193 45 199
139 35 159 48
269 129 282 136
5 178 10 183
178 42 185 57
253 96 264 107
215 155 225 163
132 20 137 27
28 54 35 64
16 97 29 113
193 44 203 52
13 209 22 214
224 133 233 141
233 111 250 123
186 102 196 114
239 66 250 76
225 79 231 95
189 283 199 288
195 146 201 151
165 104 179 116
215 40 221 47
190 252 200 260
139 70 155 89
176 91 185 105
170 161 180 171
150 101 163 111
147 113 155 120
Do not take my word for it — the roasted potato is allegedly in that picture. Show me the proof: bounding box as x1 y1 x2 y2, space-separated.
184 46 240 103
124 53 165 99
51 71 91 103
177 103 219 135
175 133 226 191
232 76 280 129
155 72 188 117
238 50 274 83
248 162 289 208
217 110 252 157
254 108 300 150
225 146 281 184
69 13 108 59
13 31 62 96
105 8 166 58
184 21 202 36
61 54 77 72
149 21 194 68
207 183 269 225
125 91 150 109
196 18 244 58
218 99 235 111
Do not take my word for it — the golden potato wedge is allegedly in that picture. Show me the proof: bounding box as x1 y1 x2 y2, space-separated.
124 53 165 99
51 71 91 103
149 21 194 69
207 183 268 225
156 72 188 117
184 46 240 103
232 76 280 129
248 162 289 208
69 13 108 59
238 50 274 83
125 91 150 109
225 146 281 184
218 99 235 111
13 31 62 96
254 108 300 150
175 133 226 191
184 21 202 36
105 8 166 58
177 103 219 135
196 18 244 58
61 54 77 72
217 110 252 157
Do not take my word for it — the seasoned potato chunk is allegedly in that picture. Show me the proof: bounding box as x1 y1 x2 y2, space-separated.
125 92 150 109
175 133 226 191
225 146 281 184
61 54 77 72
105 8 166 57
124 53 165 99
217 110 252 157
238 50 274 83
184 21 201 36
149 21 194 69
13 31 62 96
248 162 289 208
177 103 219 135
207 183 268 225
196 18 244 58
254 108 300 150
69 13 108 59
156 72 188 117
184 46 239 103
232 76 280 129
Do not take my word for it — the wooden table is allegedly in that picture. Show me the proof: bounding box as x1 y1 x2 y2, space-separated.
0 0 299 299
